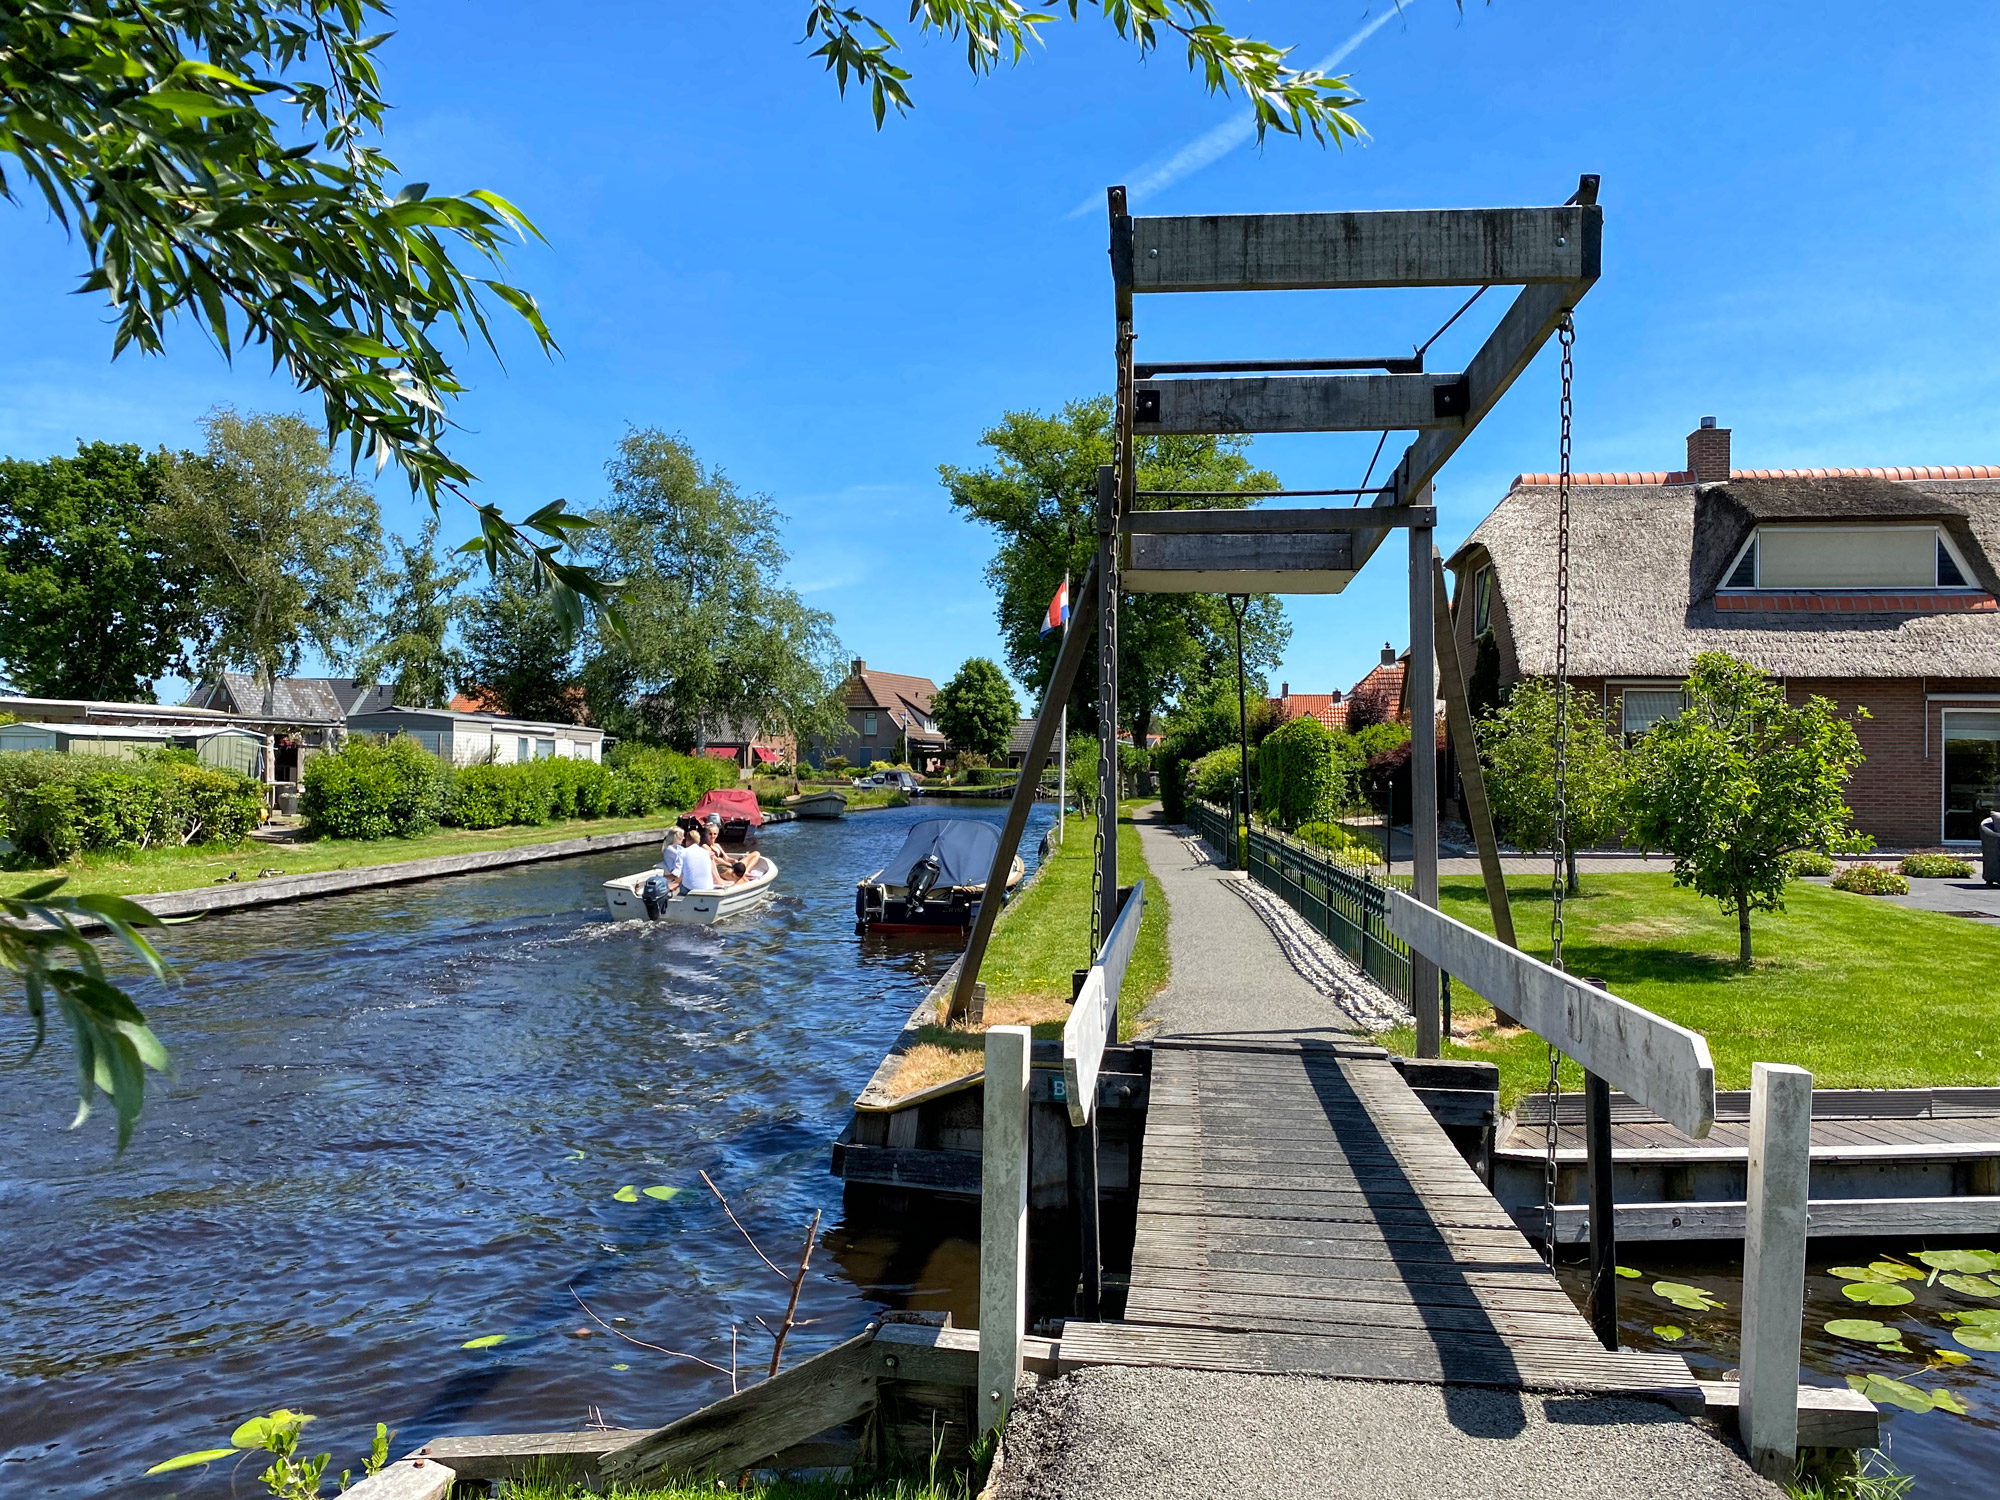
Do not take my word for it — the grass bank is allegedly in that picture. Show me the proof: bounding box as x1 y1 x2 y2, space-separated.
1381 873 2000 1108
751 778 908 813
0 811 685 900
889 803 1170 1095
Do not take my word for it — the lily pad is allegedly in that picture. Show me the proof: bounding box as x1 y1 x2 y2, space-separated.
1845 1373 1936 1413
611 1363 630 1371
1652 1280 1723 1312
1842 1281 1917 1307
1652 1325 1686 1342
1951 1328 2000 1352
1614 1266 1643 1280
1945 1309 2000 1326
1934 1350 1973 1366
1930 1388 1971 1416
1867 1260 1927 1281
461 1334 508 1350
612 1185 638 1203
641 1185 680 1201
144 1449 239 1475
1827 1325 1899 1344
1830 1265 1897 1284
1915 1249 2000 1274
1939 1274 2000 1298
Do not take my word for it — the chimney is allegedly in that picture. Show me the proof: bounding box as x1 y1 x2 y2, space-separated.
1381 643 1395 666
1330 689 1342 703
1280 681 1289 699
851 658 866 675
1686 416 1731 484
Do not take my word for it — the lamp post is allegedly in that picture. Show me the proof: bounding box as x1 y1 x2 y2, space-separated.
1227 593 1251 870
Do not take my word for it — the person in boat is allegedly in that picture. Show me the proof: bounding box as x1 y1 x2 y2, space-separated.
658 827 688 892
700 821 737 881
678 830 719 892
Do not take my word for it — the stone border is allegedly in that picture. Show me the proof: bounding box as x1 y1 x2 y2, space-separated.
55 824 680 931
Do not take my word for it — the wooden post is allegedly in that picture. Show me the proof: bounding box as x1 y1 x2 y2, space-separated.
1407 489 1441 1057
1095 464 1120 945
1430 555 1518 962
1584 1068 1618 1349
1740 1062 1813 1480
1070 1116 1101 1319
979 1025 1032 1433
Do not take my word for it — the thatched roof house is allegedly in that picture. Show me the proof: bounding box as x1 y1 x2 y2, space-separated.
1446 419 2000 848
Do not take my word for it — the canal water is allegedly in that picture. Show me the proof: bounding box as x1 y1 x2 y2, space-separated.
0 803 1050 1499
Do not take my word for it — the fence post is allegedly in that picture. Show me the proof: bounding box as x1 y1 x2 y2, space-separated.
979 1025 1032 1433
1740 1062 1813 1480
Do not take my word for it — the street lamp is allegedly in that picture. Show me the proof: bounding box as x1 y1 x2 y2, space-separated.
1227 593 1251 870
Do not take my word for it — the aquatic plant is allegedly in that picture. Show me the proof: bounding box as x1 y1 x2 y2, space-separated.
147 1409 391 1499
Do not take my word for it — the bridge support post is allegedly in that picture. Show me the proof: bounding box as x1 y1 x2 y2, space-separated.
979 1025 1032 1433
1584 1069 1619 1348
1740 1062 1813 1480
1407 489 1441 1057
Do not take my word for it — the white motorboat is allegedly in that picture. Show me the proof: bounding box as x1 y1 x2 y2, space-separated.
603 857 780 925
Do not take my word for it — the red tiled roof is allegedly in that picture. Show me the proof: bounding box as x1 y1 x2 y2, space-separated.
847 667 937 717
1268 692 1346 731
1510 465 2000 488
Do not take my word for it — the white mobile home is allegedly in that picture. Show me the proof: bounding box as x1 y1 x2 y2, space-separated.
342 707 603 765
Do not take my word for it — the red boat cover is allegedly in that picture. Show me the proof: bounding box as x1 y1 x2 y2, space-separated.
691 787 763 826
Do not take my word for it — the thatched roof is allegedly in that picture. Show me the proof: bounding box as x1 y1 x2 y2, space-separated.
1451 475 2000 679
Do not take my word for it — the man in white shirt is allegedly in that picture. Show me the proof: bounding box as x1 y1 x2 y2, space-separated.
678 837 718 892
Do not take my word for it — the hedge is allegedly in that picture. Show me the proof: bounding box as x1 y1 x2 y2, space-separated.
0 750 263 864
1257 714 1342 831
298 738 739 840
1188 745 1252 808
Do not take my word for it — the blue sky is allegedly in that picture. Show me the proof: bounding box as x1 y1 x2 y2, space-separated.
3 1 1996 705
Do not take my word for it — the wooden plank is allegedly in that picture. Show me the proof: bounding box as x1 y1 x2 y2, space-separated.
1062 969 1108 1127
408 1432 649 1483
870 1322 1061 1384
600 1333 877 1482
831 1141 980 1197
1741 1063 1813 1480
1699 1382 1879 1451
1521 1196 2000 1243
1131 1265 1579 1313
1434 555 1519 959
979 1026 1031 1430
1493 1139 2000 1168
1385 888 1715 1137
1118 506 1434 534
1134 374 1466 434
337 1462 455 1500
1097 878 1146 1010
1128 206 1597 292
1127 1287 1601 1340
1126 530 1353 577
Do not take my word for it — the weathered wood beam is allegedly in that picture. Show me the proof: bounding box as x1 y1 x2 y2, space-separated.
1128 206 1599 292
337 1462 454 1500
1062 880 1145 1127
1699 1382 1879 1452
1118 505 1432 534
407 1431 648 1483
1383 889 1716 1138
600 1332 879 1483
1135 373 1466 435
1128 532 1353 576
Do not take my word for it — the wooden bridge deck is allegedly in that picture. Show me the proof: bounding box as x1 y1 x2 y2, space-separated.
1059 1034 1698 1403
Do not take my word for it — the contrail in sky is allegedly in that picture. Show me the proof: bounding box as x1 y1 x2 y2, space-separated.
1064 4 1412 220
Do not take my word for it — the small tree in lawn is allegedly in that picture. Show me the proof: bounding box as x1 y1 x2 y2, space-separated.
934 657 1020 762
1481 679 1627 894
1626 652 1870 966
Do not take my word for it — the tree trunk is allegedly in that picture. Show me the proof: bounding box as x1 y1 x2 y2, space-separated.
1566 846 1579 896
1737 890 1753 966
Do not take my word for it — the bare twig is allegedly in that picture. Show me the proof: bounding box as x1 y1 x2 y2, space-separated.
768 1208 823 1378
568 1286 732 1377
730 1323 739 1395
700 1169 792 1282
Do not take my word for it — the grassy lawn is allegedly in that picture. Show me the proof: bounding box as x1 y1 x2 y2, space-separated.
888 803 1170 1095
750 778 908 812
1381 873 2000 1108
0 811 685 900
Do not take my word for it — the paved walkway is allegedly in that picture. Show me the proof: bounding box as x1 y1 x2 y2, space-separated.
990 808 1781 1500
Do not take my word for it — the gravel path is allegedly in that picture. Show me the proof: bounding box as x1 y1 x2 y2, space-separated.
991 1368 1780 1500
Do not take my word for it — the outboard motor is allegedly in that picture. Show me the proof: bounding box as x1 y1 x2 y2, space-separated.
905 854 944 914
641 874 675 919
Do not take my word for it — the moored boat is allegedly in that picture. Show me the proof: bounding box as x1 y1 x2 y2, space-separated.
603 856 780 925
783 789 848 819
855 817 1025 935
678 787 763 845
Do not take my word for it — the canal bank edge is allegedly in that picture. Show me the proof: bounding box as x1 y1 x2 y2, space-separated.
51 822 695 931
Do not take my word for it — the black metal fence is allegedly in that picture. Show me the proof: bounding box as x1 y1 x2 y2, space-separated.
1191 800 1412 1005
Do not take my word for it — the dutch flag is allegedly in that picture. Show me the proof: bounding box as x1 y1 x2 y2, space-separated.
1040 576 1070 638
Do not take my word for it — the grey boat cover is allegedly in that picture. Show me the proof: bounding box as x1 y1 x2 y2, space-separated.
878 818 1002 888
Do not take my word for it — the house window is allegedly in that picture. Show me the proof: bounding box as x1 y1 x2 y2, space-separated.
1621 689 1686 739
1942 710 2000 842
536 738 556 759
1721 525 1975 590
863 713 877 738
517 737 529 761
1472 567 1493 634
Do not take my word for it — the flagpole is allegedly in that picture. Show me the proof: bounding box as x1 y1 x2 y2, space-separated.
1058 704 1067 843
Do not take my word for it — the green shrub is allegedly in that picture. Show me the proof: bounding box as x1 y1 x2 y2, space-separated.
1188 745 1250 808
1900 853 1974 879
1831 863 1909 896
1258 714 1342 831
1785 849 1836 878
0 751 264 863
301 736 448 839
1293 820 1384 866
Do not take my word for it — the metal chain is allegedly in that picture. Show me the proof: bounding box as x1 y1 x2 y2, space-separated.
1541 312 1576 1265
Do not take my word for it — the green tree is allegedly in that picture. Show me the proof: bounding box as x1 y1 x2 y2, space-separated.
1259 712 1342 831
942 396 1290 748
461 561 580 724
1626 652 1870 965
1481 679 1628 894
155 410 385 712
580 429 849 751
935 657 1021 760
0 442 197 700
354 517 475 708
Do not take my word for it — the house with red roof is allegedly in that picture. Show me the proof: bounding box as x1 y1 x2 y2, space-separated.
819 658 947 772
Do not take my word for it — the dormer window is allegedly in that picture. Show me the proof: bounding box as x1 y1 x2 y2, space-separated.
1720 525 1976 591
